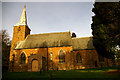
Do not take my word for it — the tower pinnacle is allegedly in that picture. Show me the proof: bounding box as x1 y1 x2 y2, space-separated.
15 5 27 26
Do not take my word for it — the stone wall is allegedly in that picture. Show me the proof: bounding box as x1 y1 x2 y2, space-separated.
9 48 47 72
9 25 30 71
48 46 73 70
9 46 115 72
73 50 114 69
28 54 42 72
47 48 115 70
73 50 99 69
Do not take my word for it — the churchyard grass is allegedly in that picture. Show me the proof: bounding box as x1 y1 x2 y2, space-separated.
2 68 120 80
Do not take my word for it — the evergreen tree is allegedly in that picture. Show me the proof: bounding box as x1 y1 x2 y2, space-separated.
91 2 120 59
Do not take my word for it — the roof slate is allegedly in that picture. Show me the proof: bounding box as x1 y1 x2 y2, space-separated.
15 31 95 50
15 32 72 49
72 37 95 50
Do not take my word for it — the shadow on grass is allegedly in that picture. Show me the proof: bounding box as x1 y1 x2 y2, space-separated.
2 66 120 80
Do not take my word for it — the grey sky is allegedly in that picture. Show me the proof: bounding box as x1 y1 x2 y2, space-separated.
0 2 2 30
2 0 95 2
2 2 94 40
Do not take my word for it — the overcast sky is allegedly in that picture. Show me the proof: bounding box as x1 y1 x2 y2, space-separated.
2 2 95 40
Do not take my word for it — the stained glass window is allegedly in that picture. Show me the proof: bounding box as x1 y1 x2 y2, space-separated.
20 53 26 64
59 50 65 64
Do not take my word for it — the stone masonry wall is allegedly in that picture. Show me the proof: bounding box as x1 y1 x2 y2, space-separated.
9 25 30 71
10 46 115 72
10 48 47 72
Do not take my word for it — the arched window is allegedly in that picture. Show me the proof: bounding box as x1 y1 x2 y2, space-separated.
76 52 82 63
12 54 15 71
59 50 65 64
50 52 53 62
12 54 15 61
18 27 21 31
20 53 26 64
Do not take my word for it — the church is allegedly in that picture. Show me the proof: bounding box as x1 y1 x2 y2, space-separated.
9 6 114 72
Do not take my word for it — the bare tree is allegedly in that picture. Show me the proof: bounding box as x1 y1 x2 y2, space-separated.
0 30 10 72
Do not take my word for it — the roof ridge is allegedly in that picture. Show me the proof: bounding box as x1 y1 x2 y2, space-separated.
29 31 70 36
72 36 93 39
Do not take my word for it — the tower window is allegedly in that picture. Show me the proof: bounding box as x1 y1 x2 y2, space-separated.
50 52 53 62
18 27 21 31
76 52 82 63
59 50 65 64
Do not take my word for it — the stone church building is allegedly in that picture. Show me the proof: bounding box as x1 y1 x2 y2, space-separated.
9 6 114 72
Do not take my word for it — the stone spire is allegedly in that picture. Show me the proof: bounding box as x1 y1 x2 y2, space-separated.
15 5 27 26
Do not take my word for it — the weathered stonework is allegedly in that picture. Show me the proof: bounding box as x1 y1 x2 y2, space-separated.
9 25 30 72
9 46 115 72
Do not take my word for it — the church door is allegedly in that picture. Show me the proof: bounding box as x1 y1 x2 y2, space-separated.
95 61 98 67
42 57 46 71
32 60 38 71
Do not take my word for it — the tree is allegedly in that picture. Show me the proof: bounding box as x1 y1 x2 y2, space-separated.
72 32 76 38
0 30 11 72
91 2 120 59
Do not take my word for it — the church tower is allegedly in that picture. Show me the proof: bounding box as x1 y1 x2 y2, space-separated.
9 5 31 71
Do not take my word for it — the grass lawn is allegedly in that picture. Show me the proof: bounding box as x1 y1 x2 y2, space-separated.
2 69 120 80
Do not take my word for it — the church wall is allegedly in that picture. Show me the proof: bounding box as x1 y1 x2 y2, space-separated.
73 50 99 69
10 48 47 72
115 59 120 66
10 47 115 72
10 26 27 62
25 26 31 38
48 46 73 70
9 25 31 71
73 50 114 69
47 47 115 71
100 57 114 67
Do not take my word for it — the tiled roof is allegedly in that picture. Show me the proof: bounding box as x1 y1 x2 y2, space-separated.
15 31 72 49
72 37 95 50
